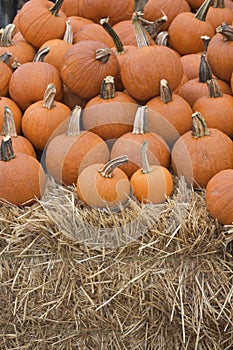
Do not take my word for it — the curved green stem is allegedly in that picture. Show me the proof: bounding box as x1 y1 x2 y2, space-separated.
50 0 64 16
99 155 128 178
66 105 82 136
100 18 124 54
195 0 213 21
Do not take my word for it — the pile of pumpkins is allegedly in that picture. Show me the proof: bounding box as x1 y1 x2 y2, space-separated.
0 0 233 226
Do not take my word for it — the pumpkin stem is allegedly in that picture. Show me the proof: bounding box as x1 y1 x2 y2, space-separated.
141 141 152 174
138 10 167 40
201 35 211 54
99 155 128 178
199 53 212 82
0 23 15 47
95 48 112 63
33 46 50 62
132 11 150 48
0 136 16 161
66 105 82 136
11 57 21 70
132 106 149 134
155 31 169 46
1 106 17 137
100 17 125 54
195 0 213 21
50 0 64 16
216 23 233 41
63 20 73 44
0 51 12 64
43 83 56 110
212 0 225 8
192 111 210 138
206 78 223 98
100 76 115 99
160 79 173 104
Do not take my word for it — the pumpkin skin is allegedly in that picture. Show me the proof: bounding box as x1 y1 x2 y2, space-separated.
78 0 135 26
21 83 71 151
76 156 131 209
9 59 63 111
0 53 12 97
206 169 233 225
171 112 233 188
180 53 202 81
206 2 233 30
67 16 94 36
0 96 22 135
45 106 110 186
168 0 215 55
17 0 67 48
0 137 46 206
73 23 114 47
120 45 183 102
61 40 120 100
61 0 82 17
143 0 191 32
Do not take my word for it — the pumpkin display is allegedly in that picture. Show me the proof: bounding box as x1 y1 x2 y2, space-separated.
0 136 46 206
120 13 183 102
82 76 138 144
17 0 67 48
147 79 193 147
21 83 71 151
192 78 233 138
0 52 12 97
171 111 233 188
9 47 63 110
168 0 215 55
110 105 170 179
45 105 110 186
206 0 233 30
0 23 36 67
60 40 120 100
207 23 233 83
206 169 233 225
38 19 73 71
143 0 191 32
0 96 22 135
130 141 173 204
0 106 36 158
76 155 131 209
77 0 135 26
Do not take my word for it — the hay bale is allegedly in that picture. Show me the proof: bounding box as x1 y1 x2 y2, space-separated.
0 175 232 349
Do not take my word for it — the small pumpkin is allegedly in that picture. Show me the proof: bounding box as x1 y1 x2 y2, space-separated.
0 136 46 206
0 52 12 97
45 105 110 186
21 83 71 151
206 169 233 225
110 105 171 179
0 106 36 158
76 155 131 209
171 111 233 188
130 141 173 204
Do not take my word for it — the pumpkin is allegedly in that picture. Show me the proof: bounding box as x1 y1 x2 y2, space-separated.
67 16 94 36
21 83 71 151
186 0 205 10
207 23 233 83
171 111 233 188
0 52 12 97
17 0 67 48
143 0 191 32
110 105 171 179
78 0 135 26
168 0 215 55
147 79 193 147
0 23 36 67
62 85 88 110
231 72 233 93
120 13 183 102
76 155 131 209
82 76 138 144
9 46 63 110
61 0 82 17
206 169 233 225
192 78 233 138
60 40 120 100
0 136 46 206
180 53 202 81
130 141 173 204
206 0 233 30
0 96 22 135
38 19 73 71
73 23 114 47
0 106 36 158
45 105 110 186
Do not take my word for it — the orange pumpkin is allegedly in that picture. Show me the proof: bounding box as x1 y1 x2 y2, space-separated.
206 0 233 30
0 52 12 97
